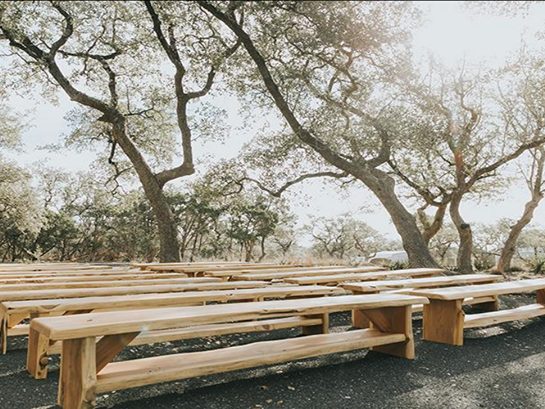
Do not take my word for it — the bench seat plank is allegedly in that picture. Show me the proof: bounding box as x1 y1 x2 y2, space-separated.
0 270 156 279
145 264 301 273
95 328 405 393
464 303 545 329
31 294 429 340
0 281 269 302
47 317 326 355
2 285 344 316
342 274 501 293
205 265 347 278
0 273 189 284
285 268 445 285
409 278 545 300
0 277 221 291
233 266 387 281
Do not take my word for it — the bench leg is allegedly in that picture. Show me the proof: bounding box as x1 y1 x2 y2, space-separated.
0 314 6 355
58 337 97 409
302 313 329 335
27 327 51 379
536 289 545 305
351 290 377 329
363 306 415 359
422 299 464 346
1 312 28 354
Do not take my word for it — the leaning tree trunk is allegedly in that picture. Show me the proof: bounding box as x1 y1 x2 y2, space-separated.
359 169 439 268
449 193 473 273
111 122 181 263
496 192 544 274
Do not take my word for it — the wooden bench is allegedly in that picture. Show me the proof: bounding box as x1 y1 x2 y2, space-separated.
205 265 348 278
0 285 344 355
0 269 147 278
0 277 222 291
28 294 427 408
230 266 387 281
0 272 189 284
342 274 502 327
133 262 279 270
0 281 269 302
284 268 445 286
0 264 111 273
409 278 545 345
145 263 306 275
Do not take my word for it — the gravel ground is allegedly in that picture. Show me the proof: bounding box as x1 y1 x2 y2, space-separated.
2 295 545 409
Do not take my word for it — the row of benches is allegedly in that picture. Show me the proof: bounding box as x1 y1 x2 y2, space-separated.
3 262 545 409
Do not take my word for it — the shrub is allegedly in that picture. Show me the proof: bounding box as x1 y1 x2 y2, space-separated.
529 258 545 275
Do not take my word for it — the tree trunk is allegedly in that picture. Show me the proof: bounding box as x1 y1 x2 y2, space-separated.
111 122 181 262
496 194 544 274
258 236 266 262
449 193 473 273
358 168 439 268
200 4 437 268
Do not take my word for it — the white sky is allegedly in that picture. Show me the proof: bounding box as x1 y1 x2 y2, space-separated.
6 1 545 244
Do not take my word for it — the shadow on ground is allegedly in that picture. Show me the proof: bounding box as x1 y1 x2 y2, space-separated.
2 298 545 409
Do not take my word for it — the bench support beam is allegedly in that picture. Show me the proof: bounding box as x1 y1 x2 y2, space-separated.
27 327 52 379
301 313 329 335
361 306 414 359
96 332 139 373
422 299 464 346
59 337 97 409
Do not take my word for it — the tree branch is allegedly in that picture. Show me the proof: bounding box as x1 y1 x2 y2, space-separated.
242 171 350 198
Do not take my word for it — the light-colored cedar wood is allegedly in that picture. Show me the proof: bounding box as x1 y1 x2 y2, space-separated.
407 296 496 314
470 295 499 312
8 324 29 336
301 313 329 335
0 270 159 279
205 265 347 278
59 337 97 409
462 296 497 306
536 289 545 305
0 265 110 273
352 309 372 329
47 317 325 355
232 266 388 281
422 299 465 346
1 315 7 354
95 329 406 394
145 263 299 273
30 294 429 341
284 268 445 285
3 286 343 356
95 332 139 373
464 303 545 329
133 262 280 270
26 326 51 379
0 277 221 292
2 285 342 317
8 312 27 327
0 280 269 302
341 274 501 293
0 273 188 283
362 305 414 359
409 278 545 300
